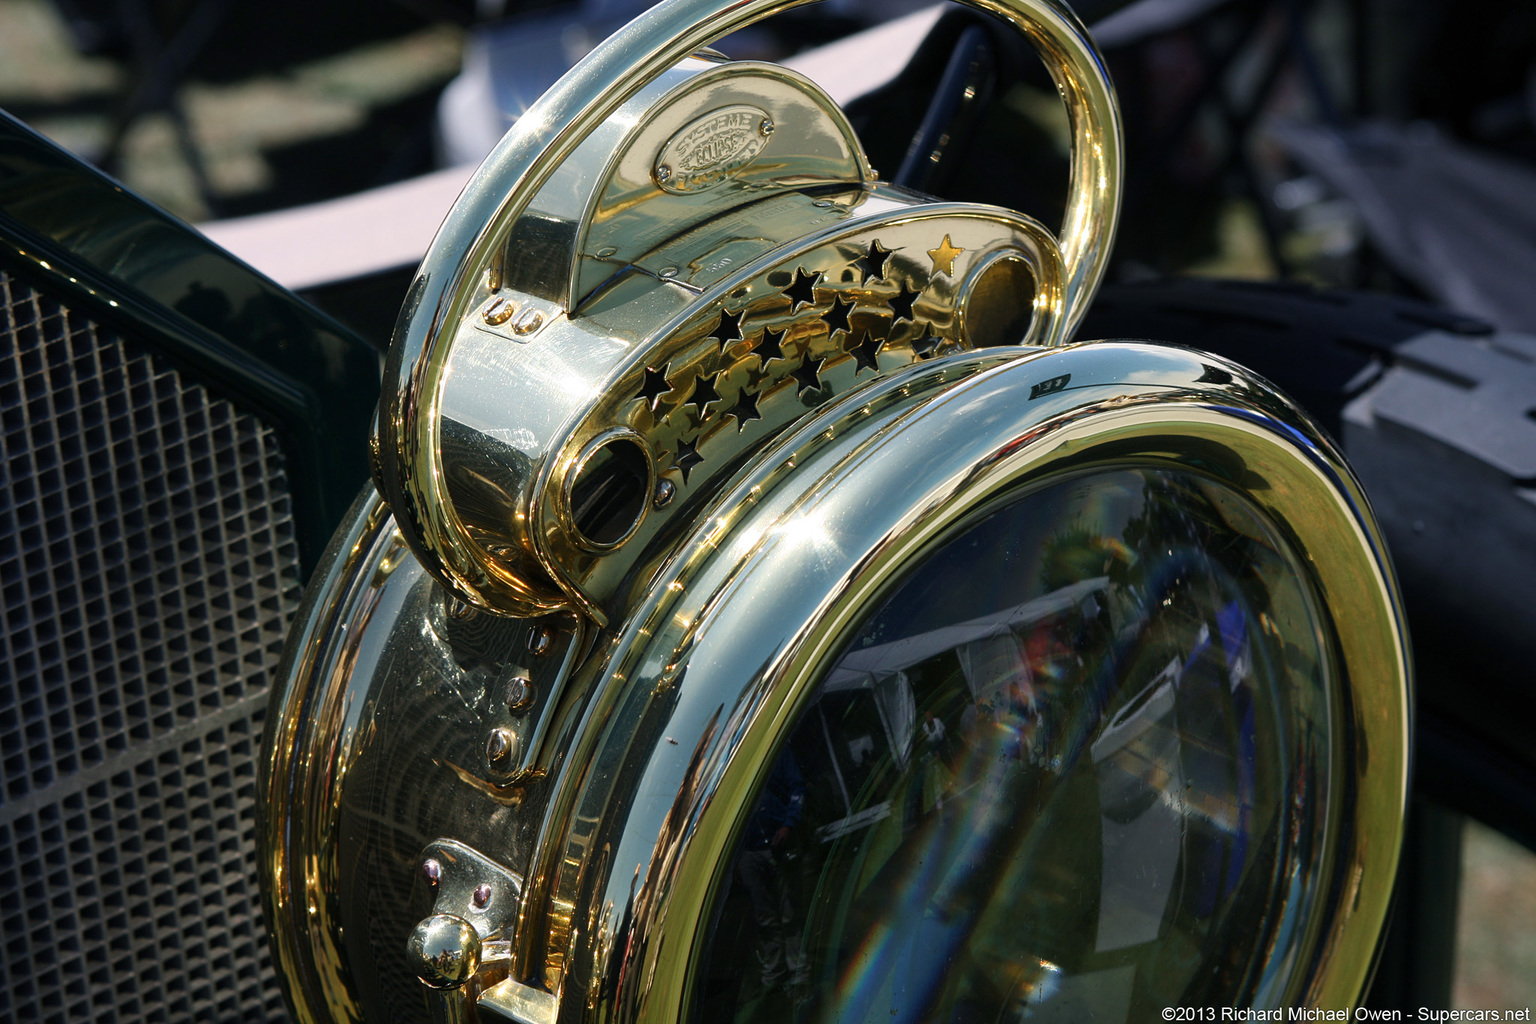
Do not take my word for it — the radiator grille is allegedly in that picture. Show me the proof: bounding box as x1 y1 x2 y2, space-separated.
0 268 300 1022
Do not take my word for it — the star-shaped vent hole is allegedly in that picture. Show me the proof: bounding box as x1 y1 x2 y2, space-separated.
823 295 854 336
672 438 705 484
858 240 892 283
755 325 787 363
636 364 672 412
724 388 762 431
912 326 942 359
783 267 821 311
850 330 881 374
708 308 744 352
686 371 722 414
889 282 920 325
792 355 826 395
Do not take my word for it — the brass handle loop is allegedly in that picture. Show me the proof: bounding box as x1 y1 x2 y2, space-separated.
377 0 1123 616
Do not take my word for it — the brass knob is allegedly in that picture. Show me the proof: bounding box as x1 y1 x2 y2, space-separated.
407 913 482 990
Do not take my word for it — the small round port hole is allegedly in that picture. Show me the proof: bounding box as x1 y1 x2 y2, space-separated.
961 253 1037 348
568 435 652 549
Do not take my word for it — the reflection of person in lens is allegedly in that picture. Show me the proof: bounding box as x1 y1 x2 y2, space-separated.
737 748 809 999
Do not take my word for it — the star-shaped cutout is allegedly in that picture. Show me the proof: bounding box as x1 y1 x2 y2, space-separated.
783 268 821 311
822 295 854 336
708 308 744 352
792 355 825 395
927 234 965 277
858 240 892 283
636 363 672 412
912 325 942 359
755 325 787 363
724 388 762 431
672 438 704 484
850 330 881 374
888 282 920 325
685 371 721 414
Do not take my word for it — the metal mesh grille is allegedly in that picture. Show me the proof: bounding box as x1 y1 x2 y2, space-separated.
0 268 300 1022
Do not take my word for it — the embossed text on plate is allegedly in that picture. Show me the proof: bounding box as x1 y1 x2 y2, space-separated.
654 104 772 193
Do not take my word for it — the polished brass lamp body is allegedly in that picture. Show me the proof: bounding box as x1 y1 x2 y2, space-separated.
261 2 1411 1022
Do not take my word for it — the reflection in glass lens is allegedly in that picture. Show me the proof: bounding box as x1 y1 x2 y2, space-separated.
694 468 1333 1023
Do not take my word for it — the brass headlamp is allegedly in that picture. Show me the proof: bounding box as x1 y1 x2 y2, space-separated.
261 2 1410 1022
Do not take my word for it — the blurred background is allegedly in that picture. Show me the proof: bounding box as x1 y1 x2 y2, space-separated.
2 0 1534 1010
6 0 1536 341
0 0 467 221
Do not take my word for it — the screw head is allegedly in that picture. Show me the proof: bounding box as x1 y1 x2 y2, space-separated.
512 308 545 336
653 479 676 509
655 164 672 184
759 117 775 136
473 883 493 909
483 296 517 326
506 675 534 713
486 727 517 769
422 858 442 888
596 246 618 258
527 625 554 657
658 266 678 279
408 914 481 989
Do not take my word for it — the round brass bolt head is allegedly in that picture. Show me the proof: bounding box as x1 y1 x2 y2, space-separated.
407 913 482 989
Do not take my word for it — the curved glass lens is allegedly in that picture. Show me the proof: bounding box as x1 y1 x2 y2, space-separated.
694 467 1334 1022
